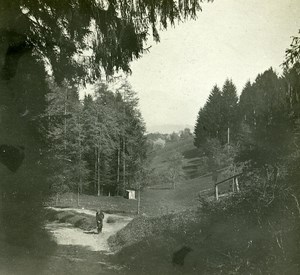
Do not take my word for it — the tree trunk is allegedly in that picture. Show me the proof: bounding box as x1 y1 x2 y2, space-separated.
117 145 120 192
77 184 80 207
227 126 230 153
64 92 67 152
56 193 59 206
122 137 126 195
171 173 176 189
78 132 82 207
94 146 97 194
97 145 101 196
122 90 126 196
227 127 230 145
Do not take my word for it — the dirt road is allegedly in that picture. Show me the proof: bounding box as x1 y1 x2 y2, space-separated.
45 207 132 253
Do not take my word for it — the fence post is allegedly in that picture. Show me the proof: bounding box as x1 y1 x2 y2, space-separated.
215 184 219 201
137 189 141 215
235 177 240 192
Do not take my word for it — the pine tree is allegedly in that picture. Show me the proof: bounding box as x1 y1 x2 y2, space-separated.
206 85 223 139
45 81 86 199
81 81 147 197
239 81 257 127
82 94 97 193
93 86 119 196
194 107 209 148
220 79 239 145
115 80 146 195
194 83 234 148
237 69 292 180
67 103 90 205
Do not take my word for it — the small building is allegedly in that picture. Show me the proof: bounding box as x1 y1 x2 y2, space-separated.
125 189 136 200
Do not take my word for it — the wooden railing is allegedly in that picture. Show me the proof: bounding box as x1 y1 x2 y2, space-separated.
215 173 242 200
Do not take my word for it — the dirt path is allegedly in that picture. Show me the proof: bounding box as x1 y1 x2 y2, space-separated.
45 207 132 253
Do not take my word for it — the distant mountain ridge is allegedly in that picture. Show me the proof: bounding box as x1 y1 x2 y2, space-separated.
146 124 194 134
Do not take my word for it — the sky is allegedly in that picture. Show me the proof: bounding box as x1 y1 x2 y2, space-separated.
124 0 300 133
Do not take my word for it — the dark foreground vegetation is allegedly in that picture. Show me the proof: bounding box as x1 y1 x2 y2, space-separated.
107 189 299 274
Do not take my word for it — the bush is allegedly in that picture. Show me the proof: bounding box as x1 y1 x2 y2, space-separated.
108 209 199 252
197 181 300 274
106 216 119 223
45 209 95 231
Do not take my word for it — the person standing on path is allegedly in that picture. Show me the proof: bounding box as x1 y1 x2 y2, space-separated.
96 210 104 234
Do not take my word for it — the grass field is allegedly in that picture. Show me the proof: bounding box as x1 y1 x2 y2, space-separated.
50 193 137 214
49 136 233 216
148 136 205 178
49 172 212 217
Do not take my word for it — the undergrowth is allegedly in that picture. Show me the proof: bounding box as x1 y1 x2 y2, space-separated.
109 180 300 274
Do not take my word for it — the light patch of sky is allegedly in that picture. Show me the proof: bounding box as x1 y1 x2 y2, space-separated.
125 0 300 131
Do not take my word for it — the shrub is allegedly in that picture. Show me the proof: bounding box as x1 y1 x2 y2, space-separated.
106 216 117 223
198 180 300 274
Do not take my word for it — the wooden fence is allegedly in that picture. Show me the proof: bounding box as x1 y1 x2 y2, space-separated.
214 173 242 200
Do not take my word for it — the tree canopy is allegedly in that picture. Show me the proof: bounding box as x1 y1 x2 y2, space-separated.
283 29 300 73
0 0 210 84
46 79 147 199
194 79 239 148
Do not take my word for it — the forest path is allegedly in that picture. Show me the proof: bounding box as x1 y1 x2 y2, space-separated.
45 207 132 252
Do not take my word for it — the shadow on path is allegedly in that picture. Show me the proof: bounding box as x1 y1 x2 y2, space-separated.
83 231 98 235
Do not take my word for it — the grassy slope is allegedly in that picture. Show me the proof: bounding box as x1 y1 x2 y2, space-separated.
49 136 231 224
148 136 205 179
48 171 212 218
142 136 232 216
50 137 215 216
51 193 138 215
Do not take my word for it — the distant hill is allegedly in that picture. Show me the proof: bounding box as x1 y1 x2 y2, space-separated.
146 124 194 134
148 136 207 181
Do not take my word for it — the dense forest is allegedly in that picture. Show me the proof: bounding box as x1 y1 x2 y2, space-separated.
44 79 147 198
194 65 299 181
190 31 300 273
